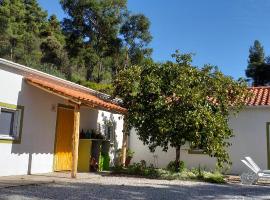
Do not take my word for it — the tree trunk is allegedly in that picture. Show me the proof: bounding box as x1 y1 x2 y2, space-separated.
66 66 72 81
10 47 13 61
175 145 181 171
124 48 129 69
96 62 103 83
86 67 93 81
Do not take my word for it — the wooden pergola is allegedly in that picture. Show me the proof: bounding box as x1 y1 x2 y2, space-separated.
25 77 127 178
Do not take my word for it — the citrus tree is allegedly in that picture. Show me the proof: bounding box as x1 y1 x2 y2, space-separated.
114 52 249 169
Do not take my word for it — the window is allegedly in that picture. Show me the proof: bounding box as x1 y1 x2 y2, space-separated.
0 103 23 141
105 124 115 142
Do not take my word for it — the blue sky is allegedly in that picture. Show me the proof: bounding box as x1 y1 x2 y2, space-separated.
38 0 270 79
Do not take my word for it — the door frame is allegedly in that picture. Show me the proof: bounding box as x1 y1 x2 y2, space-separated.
53 104 75 171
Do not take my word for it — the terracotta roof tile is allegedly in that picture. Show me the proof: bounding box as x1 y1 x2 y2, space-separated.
26 77 127 113
25 77 270 109
246 87 270 106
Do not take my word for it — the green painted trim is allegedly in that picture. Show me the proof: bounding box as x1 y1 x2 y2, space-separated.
0 139 16 144
0 101 24 144
266 122 270 169
0 102 18 109
188 149 206 154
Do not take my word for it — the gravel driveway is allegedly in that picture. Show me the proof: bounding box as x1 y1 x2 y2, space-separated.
0 174 270 200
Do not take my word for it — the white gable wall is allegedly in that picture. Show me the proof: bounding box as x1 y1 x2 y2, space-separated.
129 107 270 174
0 68 66 176
80 107 124 165
228 107 270 174
80 108 124 149
0 66 124 176
129 129 216 170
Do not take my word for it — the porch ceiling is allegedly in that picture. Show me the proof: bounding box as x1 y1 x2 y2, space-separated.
25 77 127 114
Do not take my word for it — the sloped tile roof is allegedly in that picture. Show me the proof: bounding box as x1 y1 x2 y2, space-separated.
26 77 127 113
246 87 270 106
25 76 270 109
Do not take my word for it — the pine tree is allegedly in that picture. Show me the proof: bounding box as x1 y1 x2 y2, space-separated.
248 40 264 64
0 0 26 62
245 40 270 86
60 0 128 82
120 14 152 67
0 0 47 66
40 15 70 78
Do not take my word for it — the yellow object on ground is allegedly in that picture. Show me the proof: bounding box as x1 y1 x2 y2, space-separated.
78 139 92 172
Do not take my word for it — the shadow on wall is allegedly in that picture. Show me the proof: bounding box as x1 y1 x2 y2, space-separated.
80 108 120 166
9 79 69 174
4 69 120 174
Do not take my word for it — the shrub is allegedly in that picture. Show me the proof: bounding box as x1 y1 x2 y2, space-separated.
127 162 146 175
127 149 135 157
167 161 186 173
112 162 225 184
140 160 147 168
203 172 225 184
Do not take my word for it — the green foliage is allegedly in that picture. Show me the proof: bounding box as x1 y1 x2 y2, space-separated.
0 0 153 91
120 14 153 66
248 40 265 64
112 162 225 184
0 0 47 65
114 51 249 168
0 0 72 79
246 40 270 86
202 171 225 184
60 0 152 82
167 161 185 173
35 63 66 79
127 149 135 157
71 75 114 95
40 14 70 77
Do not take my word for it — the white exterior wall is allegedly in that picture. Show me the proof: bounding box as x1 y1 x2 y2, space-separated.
0 68 66 176
80 108 124 165
0 67 124 176
80 108 124 151
228 107 270 174
129 129 216 170
129 107 270 175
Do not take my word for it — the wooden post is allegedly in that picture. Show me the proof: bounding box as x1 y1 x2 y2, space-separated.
71 105 80 178
121 116 128 166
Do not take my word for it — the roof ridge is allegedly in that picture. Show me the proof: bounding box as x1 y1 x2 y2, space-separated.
0 58 122 105
248 86 270 89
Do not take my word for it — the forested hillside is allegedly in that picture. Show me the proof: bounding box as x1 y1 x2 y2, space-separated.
0 0 152 94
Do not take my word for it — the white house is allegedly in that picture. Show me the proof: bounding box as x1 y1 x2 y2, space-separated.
129 87 270 175
1 58 269 177
0 59 126 177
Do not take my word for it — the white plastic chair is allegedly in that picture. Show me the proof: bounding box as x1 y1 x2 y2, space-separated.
241 156 270 184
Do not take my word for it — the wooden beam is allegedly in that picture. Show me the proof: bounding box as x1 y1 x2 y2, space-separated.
71 105 80 178
26 80 81 105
